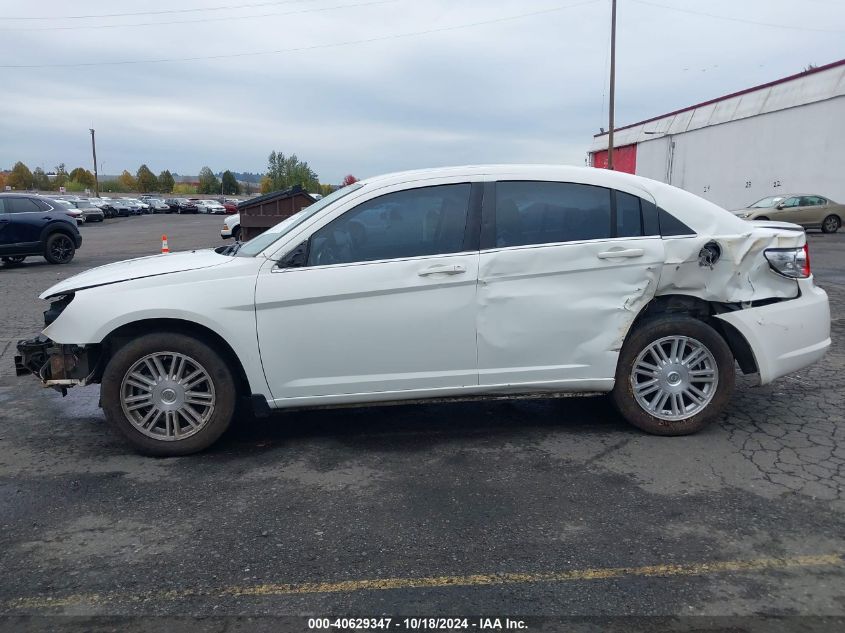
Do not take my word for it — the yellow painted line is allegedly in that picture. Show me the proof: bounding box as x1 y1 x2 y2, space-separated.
5 553 841 610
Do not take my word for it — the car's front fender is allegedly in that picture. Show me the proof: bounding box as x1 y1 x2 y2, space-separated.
42 256 270 397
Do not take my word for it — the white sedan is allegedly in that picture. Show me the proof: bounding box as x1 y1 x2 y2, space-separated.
196 200 226 214
15 165 830 455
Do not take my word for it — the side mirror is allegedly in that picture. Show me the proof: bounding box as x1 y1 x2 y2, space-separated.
277 240 308 268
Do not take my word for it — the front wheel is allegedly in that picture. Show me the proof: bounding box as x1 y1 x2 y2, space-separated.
612 316 735 435
101 332 237 455
232 226 241 241
822 214 841 233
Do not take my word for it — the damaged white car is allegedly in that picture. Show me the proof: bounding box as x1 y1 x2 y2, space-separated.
15 165 831 455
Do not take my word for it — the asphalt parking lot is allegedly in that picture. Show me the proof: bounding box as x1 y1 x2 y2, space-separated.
0 215 843 623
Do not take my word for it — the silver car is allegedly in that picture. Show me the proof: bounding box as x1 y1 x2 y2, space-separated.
72 200 105 222
732 194 843 233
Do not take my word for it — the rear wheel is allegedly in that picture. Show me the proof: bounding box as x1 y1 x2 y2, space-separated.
101 332 237 456
755 216 769 221
44 232 76 264
822 215 841 233
2 256 26 265
612 316 735 435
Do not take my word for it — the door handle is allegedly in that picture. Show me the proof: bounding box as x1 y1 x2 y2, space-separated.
597 248 644 259
418 264 467 276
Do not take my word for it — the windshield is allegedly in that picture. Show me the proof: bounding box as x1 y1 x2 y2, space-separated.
750 196 784 208
236 184 364 257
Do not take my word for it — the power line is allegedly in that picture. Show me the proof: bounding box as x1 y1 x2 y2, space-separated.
1 0 397 32
3 0 317 20
631 0 845 34
0 0 601 69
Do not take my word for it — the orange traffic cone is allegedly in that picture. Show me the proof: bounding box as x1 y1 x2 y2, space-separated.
161 234 170 254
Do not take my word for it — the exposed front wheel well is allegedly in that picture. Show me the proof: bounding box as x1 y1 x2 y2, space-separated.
629 294 758 375
99 319 252 396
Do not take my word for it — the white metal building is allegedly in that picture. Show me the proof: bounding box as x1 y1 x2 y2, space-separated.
589 59 845 210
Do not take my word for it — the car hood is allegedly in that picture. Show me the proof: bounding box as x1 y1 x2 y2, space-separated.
40 250 232 299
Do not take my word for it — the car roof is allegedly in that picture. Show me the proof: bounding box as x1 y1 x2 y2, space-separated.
356 164 748 234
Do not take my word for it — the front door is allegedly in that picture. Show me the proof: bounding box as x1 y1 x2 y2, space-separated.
255 182 481 404
4 197 50 245
477 180 665 387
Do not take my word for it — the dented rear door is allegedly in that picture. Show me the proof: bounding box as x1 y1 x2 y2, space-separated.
476 181 664 389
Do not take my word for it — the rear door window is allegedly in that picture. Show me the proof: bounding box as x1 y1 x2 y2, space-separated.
494 181 612 247
615 191 644 237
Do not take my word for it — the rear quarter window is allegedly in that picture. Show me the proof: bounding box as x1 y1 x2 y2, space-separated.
657 207 695 236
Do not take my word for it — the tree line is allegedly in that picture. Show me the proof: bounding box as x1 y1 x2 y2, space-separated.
1 162 244 196
2 152 357 198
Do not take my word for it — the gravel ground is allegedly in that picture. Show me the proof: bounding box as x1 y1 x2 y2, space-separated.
0 215 843 626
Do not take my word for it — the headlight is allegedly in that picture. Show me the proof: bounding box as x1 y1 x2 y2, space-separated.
44 294 75 326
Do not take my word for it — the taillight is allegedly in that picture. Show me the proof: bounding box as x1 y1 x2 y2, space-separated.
802 242 811 277
764 244 811 278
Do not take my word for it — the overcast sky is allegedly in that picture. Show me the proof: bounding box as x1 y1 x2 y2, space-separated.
1 0 842 183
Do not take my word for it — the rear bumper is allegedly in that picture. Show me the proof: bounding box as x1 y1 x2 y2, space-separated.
715 278 831 385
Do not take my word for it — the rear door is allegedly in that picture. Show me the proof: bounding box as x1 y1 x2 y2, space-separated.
801 196 828 226
477 180 665 388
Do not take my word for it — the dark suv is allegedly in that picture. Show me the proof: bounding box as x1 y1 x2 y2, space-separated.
0 194 83 265
165 198 199 214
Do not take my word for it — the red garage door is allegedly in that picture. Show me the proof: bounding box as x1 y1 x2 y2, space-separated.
591 144 637 174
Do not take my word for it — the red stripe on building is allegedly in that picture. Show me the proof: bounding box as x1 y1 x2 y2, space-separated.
591 144 637 174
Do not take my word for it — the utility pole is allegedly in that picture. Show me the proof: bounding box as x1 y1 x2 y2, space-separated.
89 128 99 197
607 0 617 170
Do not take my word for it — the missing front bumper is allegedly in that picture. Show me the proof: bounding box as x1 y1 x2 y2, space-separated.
15 336 100 392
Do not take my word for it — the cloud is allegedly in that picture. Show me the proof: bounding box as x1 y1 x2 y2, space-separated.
0 0 842 182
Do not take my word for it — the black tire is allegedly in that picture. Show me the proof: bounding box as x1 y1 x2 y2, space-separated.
2 256 26 266
821 214 841 234
755 216 769 221
232 226 241 241
101 332 237 456
611 316 735 436
43 232 76 264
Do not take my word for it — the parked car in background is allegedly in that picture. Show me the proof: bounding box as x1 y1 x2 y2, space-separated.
92 198 116 219
122 198 150 215
197 200 226 214
222 200 239 214
72 200 105 223
102 199 134 217
14 165 830 455
732 194 843 233
45 198 84 225
0 193 82 265
145 198 171 214
165 198 199 214
220 213 241 241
